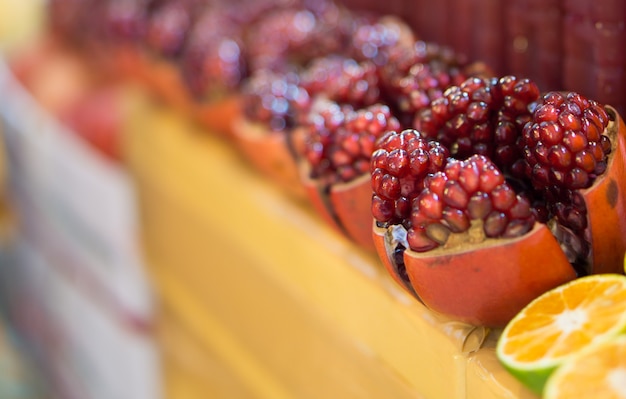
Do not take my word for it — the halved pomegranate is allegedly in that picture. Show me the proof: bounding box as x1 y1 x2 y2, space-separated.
231 69 312 199
300 100 400 250
372 78 626 327
296 37 491 251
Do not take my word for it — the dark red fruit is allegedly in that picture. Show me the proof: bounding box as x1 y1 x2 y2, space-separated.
299 99 402 250
521 91 611 191
179 7 246 99
241 69 311 132
302 101 400 186
414 75 540 173
380 41 492 126
350 15 415 67
244 2 352 73
144 0 198 58
408 155 535 252
102 0 154 42
372 84 626 326
370 129 449 225
300 56 382 108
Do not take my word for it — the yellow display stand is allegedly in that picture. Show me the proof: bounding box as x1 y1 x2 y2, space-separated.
124 93 537 399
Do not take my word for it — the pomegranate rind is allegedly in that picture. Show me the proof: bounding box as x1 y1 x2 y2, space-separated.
583 105 626 275
372 222 420 298
232 117 306 200
404 223 577 327
112 45 240 139
374 223 577 327
329 174 376 251
302 167 376 251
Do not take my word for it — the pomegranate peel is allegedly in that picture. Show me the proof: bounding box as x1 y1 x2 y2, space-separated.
232 117 306 200
302 166 375 250
373 222 576 327
300 101 401 251
580 105 626 274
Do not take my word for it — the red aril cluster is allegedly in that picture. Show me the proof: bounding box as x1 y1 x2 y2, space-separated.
408 155 536 252
414 75 540 172
244 3 352 73
145 0 197 58
179 7 248 99
241 69 311 132
300 56 382 108
380 41 483 125
349 15 414 67
303 101 400 185
371 129 449 226
521 91 611 191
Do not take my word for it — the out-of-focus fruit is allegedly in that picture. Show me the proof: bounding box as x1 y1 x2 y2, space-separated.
232 69 311 199
496 274 626 394
381 40 494 126
8 38 124 161
58 85 124 162
301 100 400 250
543 335 626 399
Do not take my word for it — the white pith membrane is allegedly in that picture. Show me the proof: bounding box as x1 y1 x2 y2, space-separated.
554 308 588 334
608 368 626 397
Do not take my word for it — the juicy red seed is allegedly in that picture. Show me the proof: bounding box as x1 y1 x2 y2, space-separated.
395 197 410 219
484 211 508 237
426 223 451 244
380 174 401 199
387 149 410 176
419 190 443 219
539 122 564 145
372 196 395 222
547 145 572 169
508 197 533 219
491 184 516 211
566 168 590 189
563 131 588 152
409 148 430 175
467 192 492 219
535 103 559 122
503 219 533 238
478 165 505 192
443 180 469 208
426 174 448 197
443 207 470 232
458 163 480 192
558 112 582 131
467 102 489 122
407 227 438 252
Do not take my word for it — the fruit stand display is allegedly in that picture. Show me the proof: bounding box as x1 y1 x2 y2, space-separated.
1 0 626 398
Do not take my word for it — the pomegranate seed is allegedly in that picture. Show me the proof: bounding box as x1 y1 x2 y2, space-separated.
484 211 508 237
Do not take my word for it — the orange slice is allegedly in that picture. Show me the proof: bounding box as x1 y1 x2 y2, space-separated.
496 273 626 394
544 335 626 399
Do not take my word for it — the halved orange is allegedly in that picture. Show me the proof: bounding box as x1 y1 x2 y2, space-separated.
496 273 626 394
543 335 626 399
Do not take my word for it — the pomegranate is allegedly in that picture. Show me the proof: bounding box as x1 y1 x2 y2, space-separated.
380 40 494 127
243 1 354 73
372 78 626 327
232 69 312 199
300 99 400 250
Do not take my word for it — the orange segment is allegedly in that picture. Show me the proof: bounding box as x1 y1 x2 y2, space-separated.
544 336 626 399
496 274 626 394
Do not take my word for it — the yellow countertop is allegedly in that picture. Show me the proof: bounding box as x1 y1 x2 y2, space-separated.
124 91 537 399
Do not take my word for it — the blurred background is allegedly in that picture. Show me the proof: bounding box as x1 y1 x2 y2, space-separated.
0 1 624 399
